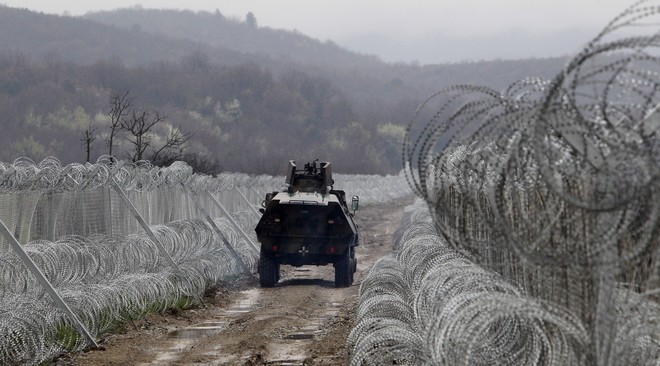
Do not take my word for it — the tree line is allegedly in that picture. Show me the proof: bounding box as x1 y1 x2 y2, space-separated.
0 51 403 174
0 6 571 174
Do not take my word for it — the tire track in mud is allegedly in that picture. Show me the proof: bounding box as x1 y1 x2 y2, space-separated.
73 197 411 366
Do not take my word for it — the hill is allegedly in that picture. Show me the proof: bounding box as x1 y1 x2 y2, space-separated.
84 8 568 107
0 6 253 66
0 5 569 174
85 7 383 70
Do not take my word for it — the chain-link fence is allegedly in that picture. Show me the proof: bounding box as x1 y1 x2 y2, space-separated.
0 156 410 365
349 2 660 365
351 197 658 365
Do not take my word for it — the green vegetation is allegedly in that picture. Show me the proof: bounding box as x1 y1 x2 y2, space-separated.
54 325 81 352
50 292 201 354
0 5 568 174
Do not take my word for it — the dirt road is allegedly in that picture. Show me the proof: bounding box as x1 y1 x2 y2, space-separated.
71 197 410 365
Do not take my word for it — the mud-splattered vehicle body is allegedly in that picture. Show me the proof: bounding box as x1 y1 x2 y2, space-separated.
255 160 359 287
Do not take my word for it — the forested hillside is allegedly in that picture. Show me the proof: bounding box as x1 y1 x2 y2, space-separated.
84 7 568 103
85 7 380 69
0 5 569 174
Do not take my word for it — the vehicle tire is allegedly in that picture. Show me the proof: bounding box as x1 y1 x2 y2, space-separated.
348 260 355 286
259 253 279 288
334 254 351 287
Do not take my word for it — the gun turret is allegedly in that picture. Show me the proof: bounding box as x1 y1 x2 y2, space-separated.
285 160 333 194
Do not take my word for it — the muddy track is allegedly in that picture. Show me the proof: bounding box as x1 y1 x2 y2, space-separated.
69 197 412 366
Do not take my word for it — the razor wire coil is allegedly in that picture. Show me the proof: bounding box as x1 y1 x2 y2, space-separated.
388 2 660 365
0 155 409 364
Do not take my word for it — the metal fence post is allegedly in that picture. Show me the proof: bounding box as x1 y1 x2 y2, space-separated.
0 219 99 348
109 180 179 269
251 187 266 199
206 191 259 252
181 184 252 274
234 187 261 219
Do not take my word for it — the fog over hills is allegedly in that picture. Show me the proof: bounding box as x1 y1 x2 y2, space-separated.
338 27 594 64
0 0 626 64
82 7 568 99
0 5 569 173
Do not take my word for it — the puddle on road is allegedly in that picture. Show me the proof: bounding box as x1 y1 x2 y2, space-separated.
144 323 228 365
249 268 346 364
225 306 253 314
266 342 307 365
167 321 228 339
145 274 346 365
286 299 343 350
144 288 260 365
150 338 195 364
263 299 343 364
225 288 260 314
283 333 314 340
234 288 261 307
289 268 312 279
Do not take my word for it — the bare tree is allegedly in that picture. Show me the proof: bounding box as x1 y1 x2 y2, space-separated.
80 120 97 163
121 109 162 162
150 127 191 163
106 89 190 163
107 90 131 156
121 109 190 162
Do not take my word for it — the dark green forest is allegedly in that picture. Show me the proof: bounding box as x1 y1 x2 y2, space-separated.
0 5 569 174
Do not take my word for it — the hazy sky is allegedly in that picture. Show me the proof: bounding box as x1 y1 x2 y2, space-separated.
0 0 633 63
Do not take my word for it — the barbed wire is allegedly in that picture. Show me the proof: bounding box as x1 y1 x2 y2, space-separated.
0 217 256 364
0 156 412 204
0 154 410 364
394 2 660 365
350 201 660 365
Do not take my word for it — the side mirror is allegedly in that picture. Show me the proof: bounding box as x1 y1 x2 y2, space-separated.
261 192 276 213
263 192 275 208
351 195 359 214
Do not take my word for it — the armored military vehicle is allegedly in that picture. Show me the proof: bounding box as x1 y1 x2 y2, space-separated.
255 160 359 287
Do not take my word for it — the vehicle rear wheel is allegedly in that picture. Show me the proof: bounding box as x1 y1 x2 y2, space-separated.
335 254 352 287
349 247 357 283
349 260 355 285
259 253 279 287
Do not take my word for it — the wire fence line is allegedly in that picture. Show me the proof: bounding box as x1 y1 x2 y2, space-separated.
347 2 660 365
0 155 410 365
349 200 659 365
